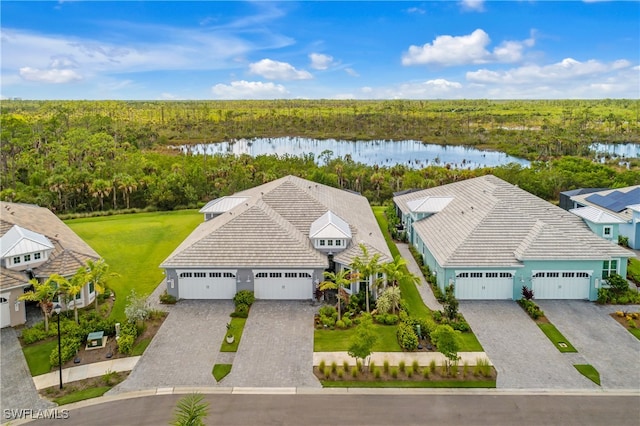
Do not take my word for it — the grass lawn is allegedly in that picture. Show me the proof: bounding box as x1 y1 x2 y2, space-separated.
629 327 640 340
458 332 484 352
66 210 202 321
131 337 152 356
538 323 578 352
53 386 111 405
372 206 429 318
574 364 601 386
628 258 640 283
321 380 496 388
220 317 247 352
23 339 56 376
315 324 402 352
212 364 232 382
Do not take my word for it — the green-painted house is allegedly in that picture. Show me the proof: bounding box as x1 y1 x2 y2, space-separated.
394 175 633 301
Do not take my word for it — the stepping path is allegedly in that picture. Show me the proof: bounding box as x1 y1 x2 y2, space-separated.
395 243 443 311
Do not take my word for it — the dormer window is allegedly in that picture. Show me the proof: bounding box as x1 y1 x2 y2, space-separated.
24 254 31 262
309 211 352 254
327 240 333 246
13 257 21 265
320 240 326 246
336 240 342 246
34 253 41 260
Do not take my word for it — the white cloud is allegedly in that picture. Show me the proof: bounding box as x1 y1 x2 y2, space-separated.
19 67 82 83
402 29 534 67
406 7 426 14
345 68 359 77
358 79 464 99
309 53 334 70
211 80 289 99
459 0 485 12
249 59 312 80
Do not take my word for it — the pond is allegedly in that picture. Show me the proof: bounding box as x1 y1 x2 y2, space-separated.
174 137 530 169
590 143 640 159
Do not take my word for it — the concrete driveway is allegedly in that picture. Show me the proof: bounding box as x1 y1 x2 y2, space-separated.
538 300 640 390
108 300 234 394
223 301 320 388
459 301 595 390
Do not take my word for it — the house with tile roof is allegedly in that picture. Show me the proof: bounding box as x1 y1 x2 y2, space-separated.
161 175 392 300
394 175 633 301
566 185 640 249
0 202 100 328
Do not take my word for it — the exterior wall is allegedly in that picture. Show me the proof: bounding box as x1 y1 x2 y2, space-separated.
620 218 640 249
584 222 619 243
165 269 179 298
235 268 254 293
4 288 27 327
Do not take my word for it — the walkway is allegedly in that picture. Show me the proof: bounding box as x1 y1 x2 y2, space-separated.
395 243 443 311
32 357 141 390
313 351 490 366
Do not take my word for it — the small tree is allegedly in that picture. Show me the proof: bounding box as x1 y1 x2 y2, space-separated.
347 313 378 369
351 244 382 313
64 267 87 324
606 273 629 296
521 286 535 301
319 269 352 321
431 324 460 373
19 275 64 332
375 286 402 314
171 393 209 426
124 289 149 324
443 284 459 321
85 259 118 310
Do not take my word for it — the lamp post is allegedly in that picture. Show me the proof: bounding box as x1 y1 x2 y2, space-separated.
53 303 63 389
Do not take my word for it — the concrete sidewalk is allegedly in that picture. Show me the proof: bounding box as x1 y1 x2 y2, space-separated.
32 356 141 390
313 351 491 366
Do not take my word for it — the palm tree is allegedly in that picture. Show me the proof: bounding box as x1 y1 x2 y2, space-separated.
85 259 117 310
63 267 87 323
115 173 138 209
319 269 352 321
19 274 66 332
382 255 420 288
89 178 111 210
350 243 382 313
171 393 209 426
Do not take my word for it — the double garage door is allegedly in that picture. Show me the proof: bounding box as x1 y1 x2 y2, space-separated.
177 270 313 300
455 271 514 300
531 271 590 299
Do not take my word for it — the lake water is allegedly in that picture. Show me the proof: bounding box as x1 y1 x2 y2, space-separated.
590 143 640 159
176 137 530 169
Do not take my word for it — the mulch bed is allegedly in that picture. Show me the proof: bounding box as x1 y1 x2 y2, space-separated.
40 371 129 400
313 365 496 383
609 311 639 332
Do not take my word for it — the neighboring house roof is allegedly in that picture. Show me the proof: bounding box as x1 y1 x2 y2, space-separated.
0 225 54 258
560 188 609 197
199 196 250 215
0 202 100 291
309 211 352 239
570 206 626 224
394 175 633 268
570 185 640 222
162 175 392 269
406 196 454 214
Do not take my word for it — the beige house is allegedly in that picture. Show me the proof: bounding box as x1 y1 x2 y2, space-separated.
0 202 100 328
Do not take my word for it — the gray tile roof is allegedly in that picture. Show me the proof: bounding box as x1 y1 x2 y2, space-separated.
393 175 633 268
162 175 392 269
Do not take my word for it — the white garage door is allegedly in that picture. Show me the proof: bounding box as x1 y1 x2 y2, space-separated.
1 294 10 328
532 271 590 299
178 271 237 299
455 272 514 300
254 270 313 300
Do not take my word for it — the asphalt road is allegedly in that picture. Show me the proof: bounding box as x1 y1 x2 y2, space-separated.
15 393 640 426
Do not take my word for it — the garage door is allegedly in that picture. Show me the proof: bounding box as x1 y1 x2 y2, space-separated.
454 272 514 300
254 270 313 300
1 294 10 328
532 271 590 299
178 271 237 299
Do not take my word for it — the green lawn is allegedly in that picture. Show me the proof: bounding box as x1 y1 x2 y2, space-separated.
315 324 402 352
574 364 601 386
212 364 232 382
628 327 640 340
538 323 578 353
23 339 56 376
628 258 640 283
53 386 111 405
220 317 247 352
321 380 496 388
131 337 152 356
66 210 202 321
458 332 484 352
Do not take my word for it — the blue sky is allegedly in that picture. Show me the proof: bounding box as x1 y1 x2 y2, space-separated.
1 1 638 100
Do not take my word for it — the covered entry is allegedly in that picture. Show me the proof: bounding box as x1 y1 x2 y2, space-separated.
531 271 591 299
254 270 313 299
454 271 514 300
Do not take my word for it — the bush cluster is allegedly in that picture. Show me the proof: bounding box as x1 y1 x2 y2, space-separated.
48 313 117 366
373 313 399 325
116 322 138 355
233 290 255 307
319 305 338 327
159 290 177 304
518 299 544 319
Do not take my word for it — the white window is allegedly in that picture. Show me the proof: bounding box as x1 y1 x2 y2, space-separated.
603 226 612 237
75 291 82 300
602 260 618 279
13 257 20 265
319 240 325 246
327 240 333 246
533 272 545 278
34 252 41 260
24 254 31 262
336 240 342 246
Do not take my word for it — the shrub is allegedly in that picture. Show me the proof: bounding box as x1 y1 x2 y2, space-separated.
323 367 331 379
383 359 390 373
374 368 381 379
356 360 363 372
627 318 637 329
351 367 358 378
22 326 48 345
369 361 376 373
450 363 458 377
411 360 419 372
116 333 135 355
397 322 419 350
343 360 349 372
230 303 249 318
451 321 471 332
321 315 336 327
319 305 338 320
319 360 326 371
337 368 344 379
374 313 399 325
398 360 406 373
342 317 352 328
476 357 492 377
406 366 413 378
518 299 544 320
335 320 346 329
463 361 469 377
49 336 81 367
159 290 177 304
102 369 117 386
423 368 430 379
521 286 535 301
391 367 398 379
331 361 337 373
233 290 255 307
429 359 437 373
433 311 443 323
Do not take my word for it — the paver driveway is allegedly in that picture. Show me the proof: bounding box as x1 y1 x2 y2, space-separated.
538 300 640 390
459 301 595 389
222 301 320 388
108 300 234 394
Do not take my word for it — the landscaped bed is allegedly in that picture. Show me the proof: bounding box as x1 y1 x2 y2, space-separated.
610 310 640 340
40 371 129 405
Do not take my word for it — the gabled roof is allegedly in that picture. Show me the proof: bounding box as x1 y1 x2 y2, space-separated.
199 196 250 215
162 176 391 269
394 175 632 268
570 206 626 224
406 196 454 214
0 225 54 258
309 211 352 239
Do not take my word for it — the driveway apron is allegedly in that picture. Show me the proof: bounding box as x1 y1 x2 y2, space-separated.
459 301 596 389
108 300 233 394
1 327 55 423
538 301 640 390
223 301 320 388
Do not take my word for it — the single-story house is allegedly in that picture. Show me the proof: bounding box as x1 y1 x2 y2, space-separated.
0 202 100 328
566 186 640 249
161 175 392 300
393 175 633 301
